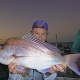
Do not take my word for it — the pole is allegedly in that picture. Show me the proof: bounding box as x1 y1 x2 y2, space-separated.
56 34 58 48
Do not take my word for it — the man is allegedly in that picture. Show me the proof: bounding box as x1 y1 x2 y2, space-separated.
8 20 66 80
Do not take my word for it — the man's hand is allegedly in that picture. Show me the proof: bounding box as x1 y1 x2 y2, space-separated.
8 62 26 74
49 63 66 73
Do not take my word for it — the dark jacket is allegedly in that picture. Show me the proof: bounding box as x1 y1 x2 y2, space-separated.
0 63 9 80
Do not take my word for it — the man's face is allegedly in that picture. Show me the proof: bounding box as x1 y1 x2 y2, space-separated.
32 28 48 42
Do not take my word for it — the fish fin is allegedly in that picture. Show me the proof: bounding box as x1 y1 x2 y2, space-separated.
38 68 50 74
16 65 23 72
66 54 80 75
22 32 60 55
16 65 50 74
16 65 30 73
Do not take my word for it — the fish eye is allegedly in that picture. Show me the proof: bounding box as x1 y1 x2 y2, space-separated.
1 45 5 49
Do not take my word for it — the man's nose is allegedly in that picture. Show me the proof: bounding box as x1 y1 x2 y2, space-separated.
38 35 42 41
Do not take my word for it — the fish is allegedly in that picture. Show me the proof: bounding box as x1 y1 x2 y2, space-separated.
0 32 80 75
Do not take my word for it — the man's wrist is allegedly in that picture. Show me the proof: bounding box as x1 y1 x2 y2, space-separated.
45 72 52 77
21 68 30 77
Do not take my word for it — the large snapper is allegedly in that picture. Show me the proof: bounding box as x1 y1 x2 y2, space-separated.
0 33 80 75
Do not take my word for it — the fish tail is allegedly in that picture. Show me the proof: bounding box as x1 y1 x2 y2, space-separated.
66 54 80 75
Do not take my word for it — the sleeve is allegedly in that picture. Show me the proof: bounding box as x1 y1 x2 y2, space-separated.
8 73 25 80
43 73 57 80
8 68 30 80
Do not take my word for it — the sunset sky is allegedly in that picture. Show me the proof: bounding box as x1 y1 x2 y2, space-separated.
0 0 80 43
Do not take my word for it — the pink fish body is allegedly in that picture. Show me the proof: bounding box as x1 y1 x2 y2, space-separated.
0 33 80 75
